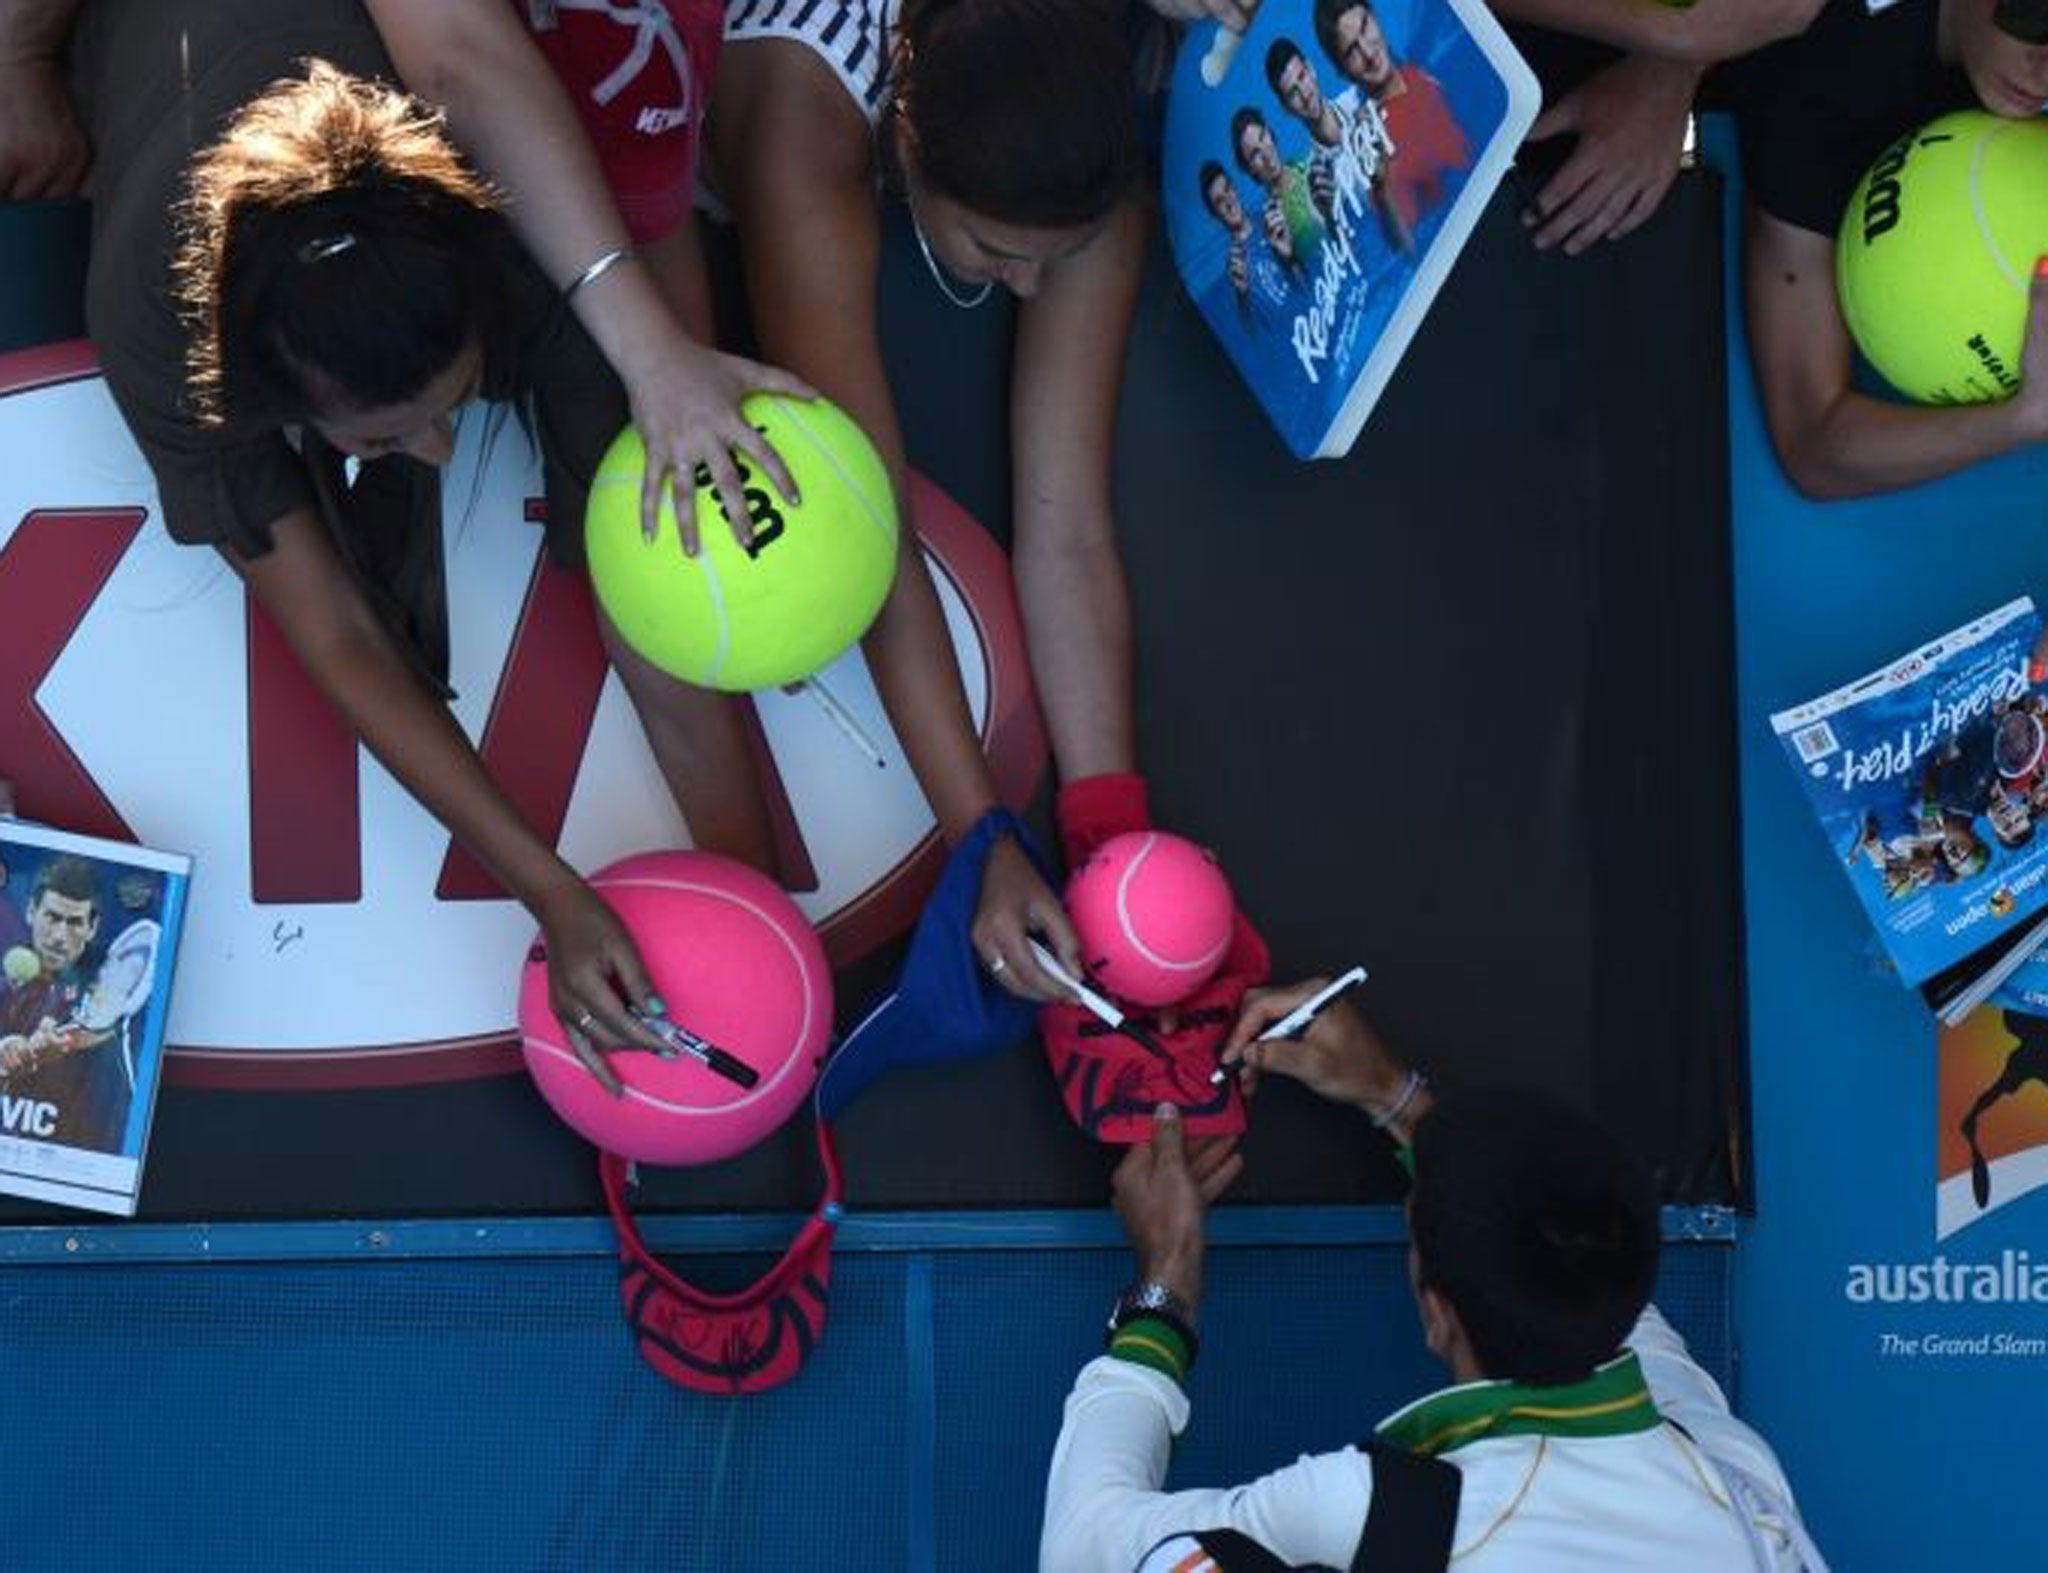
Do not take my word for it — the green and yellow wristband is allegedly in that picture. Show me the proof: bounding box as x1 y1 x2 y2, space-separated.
1108 1313 1197 1385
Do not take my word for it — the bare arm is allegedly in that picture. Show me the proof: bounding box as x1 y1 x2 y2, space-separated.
1009 198 1146 781
1487 0 1821 63
0 0 75 61
713 44 1079 995
1747 208 2048 499
364 0 810 539
228 507 663 1074
0 0 87 197
712 63 990 838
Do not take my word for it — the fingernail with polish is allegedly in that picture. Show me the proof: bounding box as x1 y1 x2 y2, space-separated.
1154 1102 1175 1120
645 996 668 1018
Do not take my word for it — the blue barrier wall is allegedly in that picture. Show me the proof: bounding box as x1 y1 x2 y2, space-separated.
1712 116 2048 1572
0 1227 1730 1571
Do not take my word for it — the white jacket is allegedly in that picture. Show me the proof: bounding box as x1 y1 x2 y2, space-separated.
1041 1304 1824 1573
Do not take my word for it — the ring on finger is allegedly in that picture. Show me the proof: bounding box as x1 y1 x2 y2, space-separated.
986 953 1009 977
574 1010 598 1035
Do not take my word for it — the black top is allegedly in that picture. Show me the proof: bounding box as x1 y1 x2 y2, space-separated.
66 0 625 682
1730 0 1972 237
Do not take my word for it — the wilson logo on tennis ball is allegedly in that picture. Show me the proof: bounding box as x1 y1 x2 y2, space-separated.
1854 129 1948 246
1838 110 2048 406
0 344 1043 1090
586 395 899 693
688 435 785 559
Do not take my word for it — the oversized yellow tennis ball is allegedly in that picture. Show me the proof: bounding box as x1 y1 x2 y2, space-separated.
585 394 898 691
1836 110 2048 405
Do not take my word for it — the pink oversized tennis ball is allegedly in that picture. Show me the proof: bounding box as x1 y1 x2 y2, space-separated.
1065 831 1235 1008
517 850 831 1165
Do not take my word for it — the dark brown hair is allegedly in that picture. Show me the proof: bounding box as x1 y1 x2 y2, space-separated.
1313 0 1382 77
890 0 1140 229
176 60 518 426
28 856 99 916
1265 37 1308 95
1410 1087 1659 1386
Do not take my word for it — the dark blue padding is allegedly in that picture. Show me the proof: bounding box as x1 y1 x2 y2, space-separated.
0 1242 1729 1572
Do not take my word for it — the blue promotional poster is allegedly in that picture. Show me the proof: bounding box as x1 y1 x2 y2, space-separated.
1770 598 2048 994
0 818 190 1216
1161 0 1537 459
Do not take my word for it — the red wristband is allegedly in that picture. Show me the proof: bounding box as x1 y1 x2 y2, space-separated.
1054 771 1151 866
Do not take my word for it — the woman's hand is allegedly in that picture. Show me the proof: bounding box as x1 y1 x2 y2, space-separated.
1522 54 1702 256
620 330 820 558
533 878 670 1096
971 834 1081 1003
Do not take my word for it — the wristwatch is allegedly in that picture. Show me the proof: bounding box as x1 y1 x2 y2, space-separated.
1107 1279 1200 1354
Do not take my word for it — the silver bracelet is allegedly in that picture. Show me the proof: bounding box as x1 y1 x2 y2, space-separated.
1369 1069 1426 1131
564 244 635 302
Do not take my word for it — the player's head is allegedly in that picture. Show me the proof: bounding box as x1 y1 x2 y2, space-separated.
1940 813 1993 877
1266 38 1326 126
1407 1087 1658 1385
1989 788 2034 849
1200 160 1247 231
1314 0 1397 95
885 0 1140 299
176 60 511 466
26 857 101 979
1965 0 2048 116
1231 107 1283 186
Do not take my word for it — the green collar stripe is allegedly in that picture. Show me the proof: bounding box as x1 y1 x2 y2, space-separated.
1376 1351 1660 1456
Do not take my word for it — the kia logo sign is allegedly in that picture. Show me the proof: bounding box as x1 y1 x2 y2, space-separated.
0 343 1045 1089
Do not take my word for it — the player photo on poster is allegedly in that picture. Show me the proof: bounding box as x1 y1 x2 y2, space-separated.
1163 0 1537 459
1946 985 2048 1237
0 819 190 1216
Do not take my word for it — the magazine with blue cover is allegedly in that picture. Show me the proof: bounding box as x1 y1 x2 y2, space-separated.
1991 941 2048 1020
1771 598 2048 1011
1161 0 1538 459
0 818 190 1216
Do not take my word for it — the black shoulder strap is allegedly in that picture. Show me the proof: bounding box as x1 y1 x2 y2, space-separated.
1183 1529 1304 1571
1165 1442 1463 1573
1348 1441 1462 1573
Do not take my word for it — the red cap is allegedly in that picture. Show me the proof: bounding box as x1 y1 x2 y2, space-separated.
518 0 724 243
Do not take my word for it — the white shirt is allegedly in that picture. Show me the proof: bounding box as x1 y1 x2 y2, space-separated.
1041 1305 1824 1573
